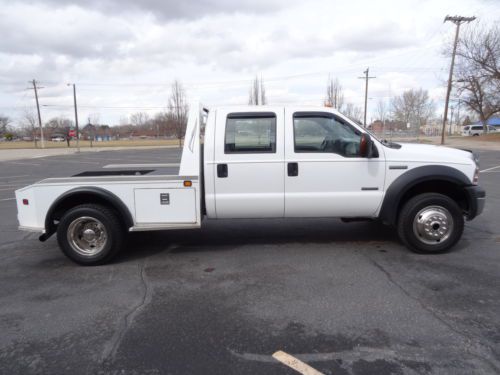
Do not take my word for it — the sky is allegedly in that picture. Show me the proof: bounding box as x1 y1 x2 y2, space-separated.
0 0 498 126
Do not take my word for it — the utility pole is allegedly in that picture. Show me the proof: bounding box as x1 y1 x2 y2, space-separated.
88 116 93 148
358 68 376 127
449 106 455 135
440 15 476 145
68 83 80 152
31 79 45 148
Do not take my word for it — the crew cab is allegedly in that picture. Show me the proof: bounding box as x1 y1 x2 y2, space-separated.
15 105 485 265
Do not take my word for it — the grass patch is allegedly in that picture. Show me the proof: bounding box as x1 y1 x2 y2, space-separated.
467 133 500 142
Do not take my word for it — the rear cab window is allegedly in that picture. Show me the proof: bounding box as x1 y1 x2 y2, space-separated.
225 113 276 154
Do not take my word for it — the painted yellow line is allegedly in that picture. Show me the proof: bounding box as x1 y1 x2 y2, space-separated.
272 351 324 375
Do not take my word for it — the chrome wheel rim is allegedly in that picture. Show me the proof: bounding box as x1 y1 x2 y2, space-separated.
412 206 454 245
67 216 108 256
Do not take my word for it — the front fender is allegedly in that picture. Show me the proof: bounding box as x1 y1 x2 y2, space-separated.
379 165 471 226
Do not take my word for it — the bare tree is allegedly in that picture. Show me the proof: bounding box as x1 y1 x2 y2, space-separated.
376 99 388 135
130 112 149 127
248 76 267 105
260 76 266 105
325 77 344 110
22 108 38 147
455 25 500 132
343 103 364 124
168 80 189 147
0 115 11 135
152 112 169 138
85 113 101 147
391 89 435 135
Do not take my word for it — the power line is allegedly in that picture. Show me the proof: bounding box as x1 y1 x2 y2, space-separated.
42 105 169 109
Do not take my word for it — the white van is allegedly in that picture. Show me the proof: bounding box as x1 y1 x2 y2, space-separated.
462 125 497 136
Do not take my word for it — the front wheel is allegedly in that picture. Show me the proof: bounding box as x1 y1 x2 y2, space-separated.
57 204 124 265
397 193 464 254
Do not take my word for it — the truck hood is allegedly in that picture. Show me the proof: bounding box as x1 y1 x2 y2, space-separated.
385 142 475 164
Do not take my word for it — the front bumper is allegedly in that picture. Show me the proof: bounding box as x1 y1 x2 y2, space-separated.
464 185 486 220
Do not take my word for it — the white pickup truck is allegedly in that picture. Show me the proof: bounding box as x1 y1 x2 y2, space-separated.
15 105 485 265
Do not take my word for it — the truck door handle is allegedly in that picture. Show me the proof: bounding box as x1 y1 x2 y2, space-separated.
217 164 228 178
288 162 298 177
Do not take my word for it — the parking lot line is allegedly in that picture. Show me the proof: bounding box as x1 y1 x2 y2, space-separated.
272 351 324 375
0 198 15 201
49 159 100 165
0 187 20 191
480 165 500 173
4 161 40 166
0 183 26 188
0 175 29 179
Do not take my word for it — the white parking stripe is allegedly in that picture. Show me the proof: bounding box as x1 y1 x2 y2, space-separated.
0 184 26 188
51 160 100 165
480 165 500 173
5 161 40 166
272 351 324 375
0 198 15 201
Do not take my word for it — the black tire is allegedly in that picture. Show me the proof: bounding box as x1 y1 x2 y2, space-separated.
57 204 124 265
397 193 464 254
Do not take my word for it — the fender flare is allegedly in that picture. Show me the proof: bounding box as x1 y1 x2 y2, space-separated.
42 187 134 240
378 165 471 225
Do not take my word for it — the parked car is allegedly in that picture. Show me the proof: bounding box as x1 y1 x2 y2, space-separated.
51 136 65 142
462 125 498 136
15 105 485 265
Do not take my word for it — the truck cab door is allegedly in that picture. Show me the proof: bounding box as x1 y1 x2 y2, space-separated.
284 109 385 217
213 108 285 218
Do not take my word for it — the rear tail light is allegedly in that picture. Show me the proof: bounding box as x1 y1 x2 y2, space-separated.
22 199 29 205
473 167 479 185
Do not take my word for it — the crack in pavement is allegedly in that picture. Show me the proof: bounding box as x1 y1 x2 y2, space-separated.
364 253 500 374
100 257 153 364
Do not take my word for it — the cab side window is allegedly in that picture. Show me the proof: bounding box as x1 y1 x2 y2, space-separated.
293 113 361 157
225 113 276 153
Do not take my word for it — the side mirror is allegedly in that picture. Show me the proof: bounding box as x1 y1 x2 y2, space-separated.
359 133 372 158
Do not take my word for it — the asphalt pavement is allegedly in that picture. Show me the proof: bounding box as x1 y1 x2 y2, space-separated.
0 147 499 375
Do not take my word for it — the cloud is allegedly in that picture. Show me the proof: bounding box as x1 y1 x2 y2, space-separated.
0 4 132 58
18 0 295 20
